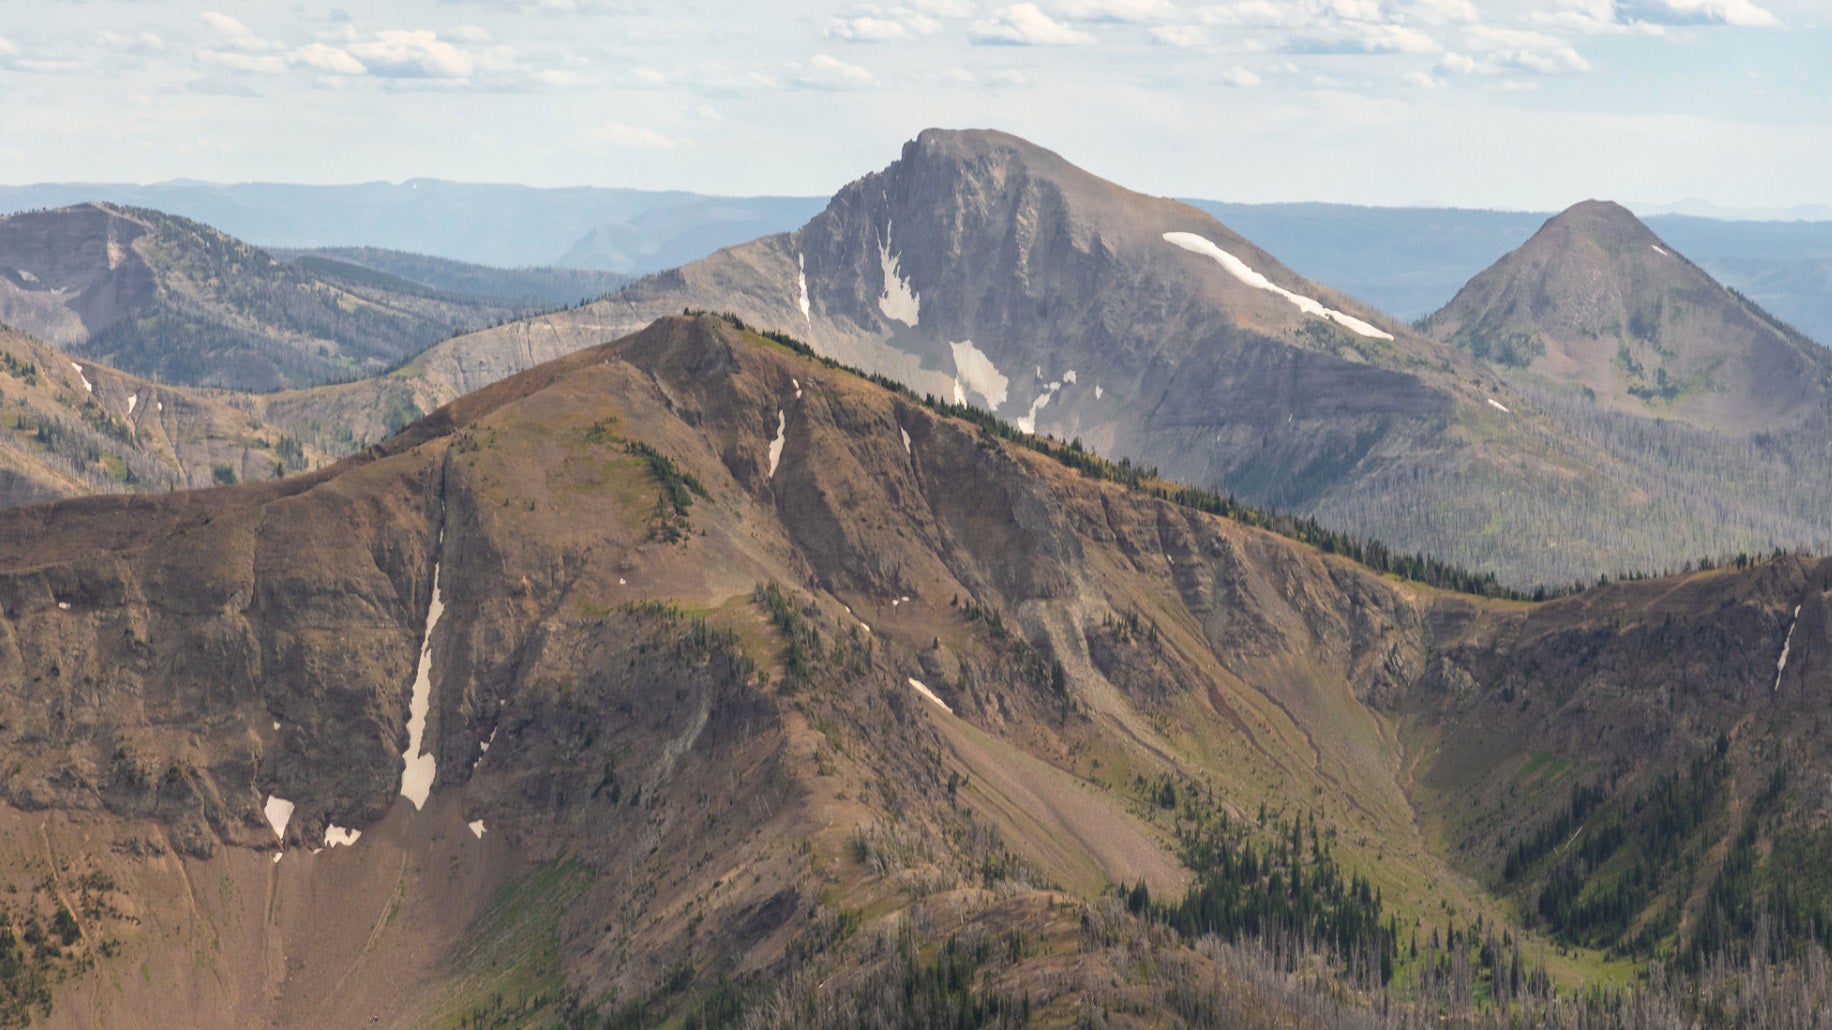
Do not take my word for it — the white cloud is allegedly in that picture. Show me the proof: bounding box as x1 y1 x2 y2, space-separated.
826 3 951 39
1402 0 1479 24
1326 0 1383 19
786 53 878 90
437 0 639 11
1287 23 1439 53
972 4 1095 44
590 121 686 149
291 43 366 75
0 37 16 58
828 17 912 42
941 66 1029 89
1150 24 1209 46
1199 2 1314 28
98 31 166 54
1054 0 1177 22
1436 51 1478 73
347 30 476 78
1219 67 1263 86
694 103 723 121
200 50 288 73
1468 26 1591 73
1621 0 1778 27
1404 69 1448 87
200 12 259 41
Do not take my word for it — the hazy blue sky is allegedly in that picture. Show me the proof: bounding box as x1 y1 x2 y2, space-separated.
1 1 1823 211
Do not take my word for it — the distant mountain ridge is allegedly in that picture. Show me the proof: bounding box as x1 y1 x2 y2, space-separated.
271 246 629 307
0 179 826 272
0 203 559 392
1182 200 1832 346
7 182 1824 344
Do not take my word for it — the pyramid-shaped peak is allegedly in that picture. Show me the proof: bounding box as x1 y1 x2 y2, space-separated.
1538 199 1660 246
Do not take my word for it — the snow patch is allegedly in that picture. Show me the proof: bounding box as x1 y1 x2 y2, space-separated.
792 377 802 399
126 394 137 415
1775 604 1802 691
56 601 70 611
1063 370 1077 384
156 401 163 412
949 341 1009 410
324 824 361 848
263 795 295 840
468 819 486 839
1651 245 1669 256
272 852 283 864
272 721 281 730
900 425 911 455
876 226 920 326
70 362 92 393
399 546 446 811
1162 232 1394 341
1095 385 1104 400
1014 379 1066 435
1487 398 1511 414
16 270 37 283
796 253 811 322
767 410 787 478
907 677 953 714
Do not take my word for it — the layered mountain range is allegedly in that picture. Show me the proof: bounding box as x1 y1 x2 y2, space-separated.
0 313 1825 1026
0 204 563 392
247 130 1832 589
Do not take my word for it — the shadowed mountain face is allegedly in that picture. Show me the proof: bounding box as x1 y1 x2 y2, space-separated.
1426 200 1832 433
1 314 1829 1025
253 131 1832 588
0 204 557 392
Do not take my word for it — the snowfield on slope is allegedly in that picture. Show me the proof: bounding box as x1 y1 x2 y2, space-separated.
768 410 787 477
400 544 446 811
950 340 1009 410
877 227 920 326
908 677 953 714
1163 232 1393 341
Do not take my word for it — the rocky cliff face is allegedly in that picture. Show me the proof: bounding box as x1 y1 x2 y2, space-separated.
259 131 1832 589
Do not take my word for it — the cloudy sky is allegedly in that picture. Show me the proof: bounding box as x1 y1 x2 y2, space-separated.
0 0 1823 211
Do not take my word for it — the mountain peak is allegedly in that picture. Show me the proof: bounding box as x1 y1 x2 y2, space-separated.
1540 198 1661 247
1428 196 1831 431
